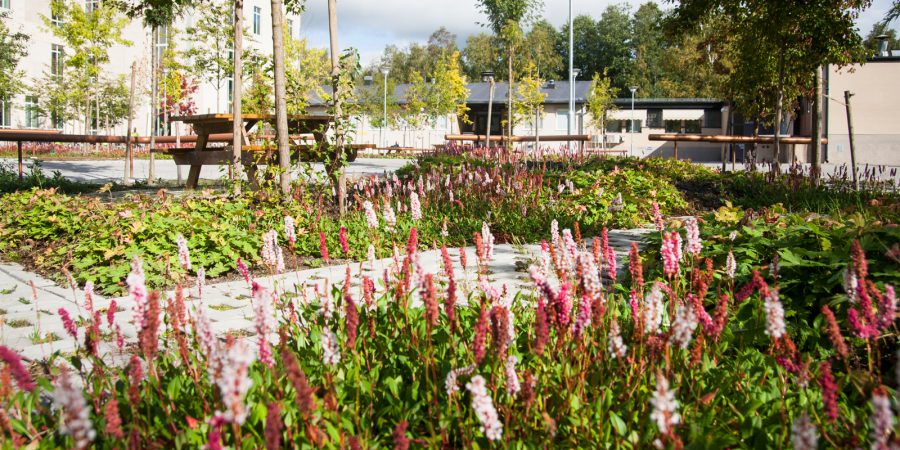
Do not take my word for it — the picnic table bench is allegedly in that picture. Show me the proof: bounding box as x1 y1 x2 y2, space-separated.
169 113 336 189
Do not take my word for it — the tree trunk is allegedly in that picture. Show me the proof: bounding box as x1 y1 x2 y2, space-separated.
811 65 823 181
327 0 347 214
125 62 136 184
149 26 157 185
270 0 290 196
507 47 513 150
534 107 539 152
773 50 784 171
232 0 244 195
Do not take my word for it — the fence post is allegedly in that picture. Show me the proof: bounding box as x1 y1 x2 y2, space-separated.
17 141 23 181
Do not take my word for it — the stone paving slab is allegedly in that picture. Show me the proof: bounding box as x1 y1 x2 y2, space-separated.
0 228 652 361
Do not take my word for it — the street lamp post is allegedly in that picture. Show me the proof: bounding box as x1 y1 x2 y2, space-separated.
572 68 581 155
629 86 637 156
482 71 495 148
567 0 574 153
382 67 389 149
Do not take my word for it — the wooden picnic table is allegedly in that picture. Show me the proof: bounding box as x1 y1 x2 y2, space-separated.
169 113 334 189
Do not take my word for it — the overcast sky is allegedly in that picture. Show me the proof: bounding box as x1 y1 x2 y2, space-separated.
299 0 898 66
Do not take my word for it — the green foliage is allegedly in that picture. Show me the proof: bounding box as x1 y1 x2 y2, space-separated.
669 0 869 123
0 12 29 101
404 51 471 128
586 69 618 131
284 35 330 115
182 0 254 111
512 62 546 132
367 27 459 84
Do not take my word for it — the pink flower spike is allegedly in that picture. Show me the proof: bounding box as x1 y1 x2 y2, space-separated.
319 232 330 262
283 216 296 246
0 345 35 391
339 226 350 255
59 308 78 340
236 258 251 284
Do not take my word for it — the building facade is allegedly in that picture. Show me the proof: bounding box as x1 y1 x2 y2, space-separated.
0 0 300 134
824 55 900 166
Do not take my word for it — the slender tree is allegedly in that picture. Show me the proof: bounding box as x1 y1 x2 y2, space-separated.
233 0 245 194
0 13 28 105
475 0 542 146
585 69 618 150
42 0 131 133
512 62 546 146
270 0 291 195
183 0 239 111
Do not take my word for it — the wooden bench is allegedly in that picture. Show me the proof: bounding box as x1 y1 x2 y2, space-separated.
151 146 196 154
168 144 372 166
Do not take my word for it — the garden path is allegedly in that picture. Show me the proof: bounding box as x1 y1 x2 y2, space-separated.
0 228 652 361
0 157 413 184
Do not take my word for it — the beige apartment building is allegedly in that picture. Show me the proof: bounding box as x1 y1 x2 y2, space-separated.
0 0 301 134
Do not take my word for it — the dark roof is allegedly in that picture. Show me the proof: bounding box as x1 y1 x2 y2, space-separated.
308 80 594 106
612 98 725 109
465 81 593 104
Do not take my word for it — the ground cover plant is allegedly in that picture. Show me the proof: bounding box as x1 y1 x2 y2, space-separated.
0 152 700 295
0 212 897 448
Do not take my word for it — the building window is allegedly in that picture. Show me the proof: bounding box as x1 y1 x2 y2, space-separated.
556 110 569 130
85 0 99 13
25 96 40 128
253 7 261 35
51 44 64 76
227 78 233 105
646 108 663 128
0 0 10 10
665 120 701 133
287 18 293 37
605 119 621 133
155 24 169 62
435 115 448 130
51 111 63 130
703 108 722 128
627 119 642 133
0 99 10 128
52 10 63 26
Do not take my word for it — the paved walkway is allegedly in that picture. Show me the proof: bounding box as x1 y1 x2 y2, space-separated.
0 228 651 361
1 157 413 184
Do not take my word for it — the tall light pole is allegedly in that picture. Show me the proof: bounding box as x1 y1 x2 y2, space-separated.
482 71 495 148
567 0 574 152
629 86 637 156
382 67 389 148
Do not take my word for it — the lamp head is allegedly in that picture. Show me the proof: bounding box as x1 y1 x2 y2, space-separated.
629 86 637 94
481 71 495 83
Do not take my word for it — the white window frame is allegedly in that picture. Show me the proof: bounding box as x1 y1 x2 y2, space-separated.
556 109 569 131
0 0 10 10
25 96 40 129
435 115 448 131
51 44 64 76
253 7 261 35
0 99 11 128
84 0 99 13
286 18 293 37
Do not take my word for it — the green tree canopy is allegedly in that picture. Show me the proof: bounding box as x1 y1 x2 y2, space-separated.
0 13 28 101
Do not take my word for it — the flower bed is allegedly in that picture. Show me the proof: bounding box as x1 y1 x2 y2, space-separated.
0 155 699 295
0 212 897 448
